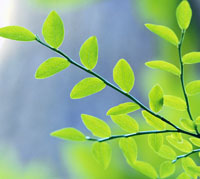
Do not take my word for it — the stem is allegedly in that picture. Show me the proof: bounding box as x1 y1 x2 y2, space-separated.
172 148 200 163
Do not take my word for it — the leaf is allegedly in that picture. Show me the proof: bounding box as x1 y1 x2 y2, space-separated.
119 138 137 164
42 11 64 48
149 84 164 112
186 80 200 95
110 114 139 133
113 59 134 93
157 145 176 160
176 0 192 30
182 157 198 178
92 142 111 169
159 161 175 178
35 57 70 79
195 116 200 133
0 26 36 41
142 110 166 130
177 173 191 179
145 60 180 76
180 118 195 132
50 128 85 141
106 102 140 115
189 137 200 147
145 24 179 46
81 114 111 137
148 134 163 152
187 166 200 177
183 52 200 64
131 161 158 179
171 133 183 142
164 95 186 111
79 36 98 70
166 135 192 153
70 77 106 99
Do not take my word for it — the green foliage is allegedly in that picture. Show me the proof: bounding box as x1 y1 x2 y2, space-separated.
180 119 195 132
163 95 186 111
159 161 175 178
182 157 198 178
157 145 176 160
189 137 200 147
183 52 200 64
177 172 191 179
148 134 163 152
186 80 200 95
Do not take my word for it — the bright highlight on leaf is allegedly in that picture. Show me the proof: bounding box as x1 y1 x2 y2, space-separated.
149 84 164 112
145 60 180 76
164 95 186 111
177 173 191 179
182 157 198 178
92 142 111 169
106 102 140 115
189 137 200 147
157 145 176 160
70 77 106 99
176 0 192 30
183 52 200 64
180 118 195 132
113 59 134 93
186 80 200 96
0 26 36 41
81 114 111 137
42 11 64 48
50 128 85 141
111 114 139 133
148 134 163 152
145 24 179 46
80 36 98 70
35 57 70 79
159 161 175 178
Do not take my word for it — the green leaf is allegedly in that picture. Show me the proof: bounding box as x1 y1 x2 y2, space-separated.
176 0 192 30
50 128 85 141
106 102 140 115
81 114 111 137
189 137 200 147
0 26 36 41
42 11 64 48
113 59 134 93
145 24 179 46
180 119 195 132
157 145 176 160
119 138 137 165
35 57 70 79
148 134 163 152
142 110 166 130
182 157 198 178
177 173 191 179
183 52 200 64
159 161 175 178
110 114 139 133
187 166 200 177
195 116 200 133
70 77 106 99
79 36 98 70
166 135 192 153
164 95 186 111
186 80 200 95
92 142 111 169
171 133 183 142
131 161 158 179
149 84 164 112
145 60 180 76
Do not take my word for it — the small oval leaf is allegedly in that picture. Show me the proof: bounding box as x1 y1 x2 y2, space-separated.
164 95 186 111
159 161 175 178
79 36 98 70
189 137 200 147
35 57 70 79
145 60 180 76
186 80 200 96
180 119 195 132
42 11 64 48
183 52 200 64
0 26 36 41
182 157 198 178
113 59 134 93
157 145 176 160
145 24 179 46
81 114 111 137
70 77 106 99
148 134 163 152
50 128 85 141
177 173 191 179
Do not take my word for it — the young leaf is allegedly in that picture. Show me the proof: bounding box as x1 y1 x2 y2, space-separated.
183 52 200 64
111 114 139 133
171 133 183 142
119 138 137 164
149 84 164 112
159 161 175 178
145 24 179 46
180 118 195 132
70 77 106 99
81 114 111 137
145 60 180 76
189 137 200 147
92 142 111 169
142 110 166 130
186 80 200 96
157 145 176 160
0 26 36 41
106 102 140 115
195 117 200 133
50 128 85 141
148 134 163 152
182 157 198 178
113 59 134 93
164 95 186 111
42 11 64 48
79 36 98 70
35 57 70 79
177 173 191 179
187 166 200 177
176 0 192 30
131 161 158 179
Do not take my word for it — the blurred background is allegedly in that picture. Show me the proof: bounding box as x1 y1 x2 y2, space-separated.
0 0 200 178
